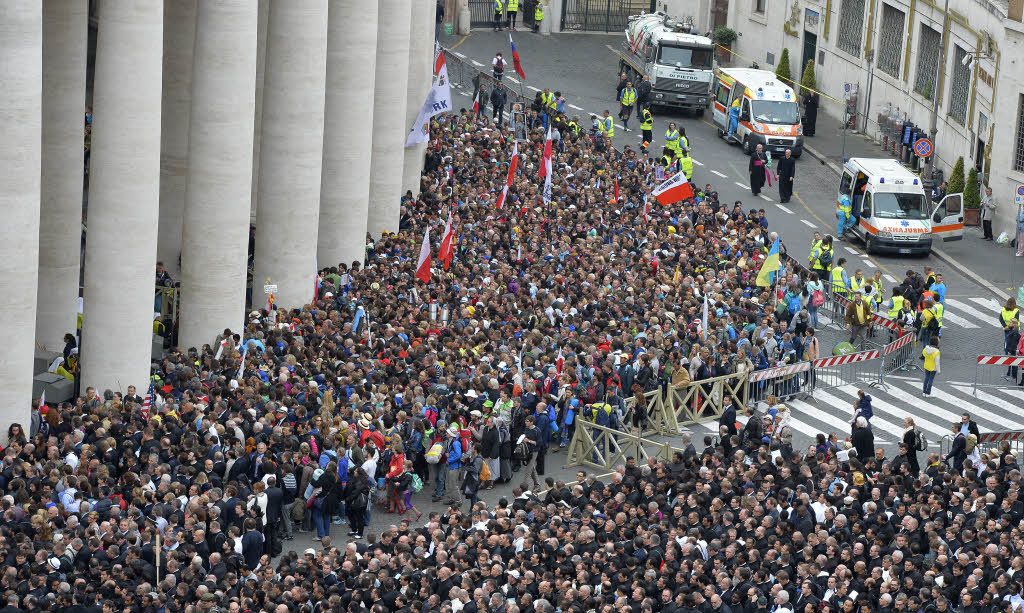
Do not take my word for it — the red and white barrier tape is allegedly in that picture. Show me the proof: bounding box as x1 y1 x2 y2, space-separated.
749 361 811 382
813 349 880 368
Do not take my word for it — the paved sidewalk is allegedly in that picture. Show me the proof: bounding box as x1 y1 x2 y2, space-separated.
802 111 1024 301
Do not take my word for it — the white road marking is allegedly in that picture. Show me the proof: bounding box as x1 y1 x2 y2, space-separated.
568 104 583 110
759 194 772 201
471 60 484 67
835 384 949 438
692 159 704 166
947 298 994 328
711 170 727 178
526 85 540 92
884 274 898 283
863 260 877 268
800 219 817 228
788 398 889 443
777 204 794 214
927 386 1024 430
734 181 748 189
969 296 1002 312
937 309 981 329
507 77 520 83
453 52 466 58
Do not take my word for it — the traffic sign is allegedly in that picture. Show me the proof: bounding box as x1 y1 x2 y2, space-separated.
844 83 851 93
913 138 933 158
263 284 277 294
1015 185 1024 206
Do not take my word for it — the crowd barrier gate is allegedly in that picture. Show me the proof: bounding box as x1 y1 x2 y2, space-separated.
565 419 688 471
976 431 1024 457
972 355 1024 396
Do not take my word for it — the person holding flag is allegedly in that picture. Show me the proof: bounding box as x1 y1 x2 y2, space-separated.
438 210 455 270
651 168 694 205
496 141 519 209
756 236 781 288
539 125 553 206
416 228 432 283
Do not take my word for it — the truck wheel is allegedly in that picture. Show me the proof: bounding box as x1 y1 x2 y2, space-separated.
742 137 752 155
865 236 874 254
717 127 726 139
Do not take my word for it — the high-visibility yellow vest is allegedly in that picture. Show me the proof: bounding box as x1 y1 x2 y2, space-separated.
831 266 847 294
665 129 680 150
535 3 544 20
568 121 580 135
923 347 939 371
679 155 693 179
934 302 944 328
838 194 852 213
621 88 637 106
888 295 904 318
681 135 689 151
1002 308 1019 329
604 116 614 137
507 0 519 10
812 245 833 271
541 91 554 108
808 239 822 265
494 0 503 11
640 110 653 130
850 276 863 294
661 155 672 168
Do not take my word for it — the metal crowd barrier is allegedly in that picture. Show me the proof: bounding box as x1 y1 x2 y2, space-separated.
747 362 810 405
976 431 1024 457
441 48 531 111
972 355 1024 396
664 373 748 433
565 419 688 471
881 333 919 377
939 434 952 459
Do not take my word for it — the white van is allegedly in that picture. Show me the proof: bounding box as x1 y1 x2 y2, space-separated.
838 158 963 255
711 67 804 157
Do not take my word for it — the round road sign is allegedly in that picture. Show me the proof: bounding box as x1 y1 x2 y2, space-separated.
913 138 933 157
1017 185 1024 197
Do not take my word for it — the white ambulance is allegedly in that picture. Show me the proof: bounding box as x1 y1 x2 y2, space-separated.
838 157 963 255
711 67 804 157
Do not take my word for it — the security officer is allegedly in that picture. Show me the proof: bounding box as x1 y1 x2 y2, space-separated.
602 110 614 138
831 257 850 297
807 231 822 270
887 287 905 319
1002 299 1021 353
534 0 544 33
660 147 675 173
679 126 689 152
678 148 694 181
811 235 834 278
540 88 554 110
493 0 504 31
849 269 865 295
619 83 637 131
639 104 653 147
567 116 581 138
871 271 885 311
506 0 519 29
665 122 681 157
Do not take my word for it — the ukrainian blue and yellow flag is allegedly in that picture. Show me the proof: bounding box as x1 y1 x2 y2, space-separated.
756 237 780 287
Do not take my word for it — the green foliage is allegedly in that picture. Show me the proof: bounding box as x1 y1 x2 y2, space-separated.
948 156 966 195
776 48 792 85
800 59 817 93
964 167 981 209
713 27 737 46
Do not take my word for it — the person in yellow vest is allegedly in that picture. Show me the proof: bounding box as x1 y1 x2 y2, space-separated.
811 234 834 277
679 126 689 153
830 257 850 297
871 271 884 311
807 231 822 270
919 297 940 346
493 0 504 31
534 1 544 33
845 292 872 349
506 0 519 29
540 88 554 110
665 122 681 157
1001 298 1020 353
886 287 907 341
849 269 864 295
639 105 653 147
660 147 675 173
602 109 614 138
921 337 940 396
619 82 637 131
678 148 694 181
567 116 581 137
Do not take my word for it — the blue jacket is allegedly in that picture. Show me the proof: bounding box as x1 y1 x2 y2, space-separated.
447 439 463 469
535 410 551 447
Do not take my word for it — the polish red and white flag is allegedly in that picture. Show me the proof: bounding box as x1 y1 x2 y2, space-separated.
495 142 519 210
438 210 455 270
651 170 694 205
416 227 432 283
540 125 553 205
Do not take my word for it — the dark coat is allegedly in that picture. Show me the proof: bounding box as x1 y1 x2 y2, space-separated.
491 86 508 109
481 425 500 459
946 433 967 469
264 486 283 524
851 426 875 462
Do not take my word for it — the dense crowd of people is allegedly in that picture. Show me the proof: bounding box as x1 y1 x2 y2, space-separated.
5 97 1024 613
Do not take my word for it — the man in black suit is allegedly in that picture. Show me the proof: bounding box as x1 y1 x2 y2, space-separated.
264 475 284 555
241 518 264 571
945 422 967 470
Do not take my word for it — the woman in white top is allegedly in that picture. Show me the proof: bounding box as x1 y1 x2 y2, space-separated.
247 480 268 528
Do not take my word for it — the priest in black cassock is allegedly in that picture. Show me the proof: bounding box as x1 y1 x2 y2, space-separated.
777 148 796 203
749 144 769 196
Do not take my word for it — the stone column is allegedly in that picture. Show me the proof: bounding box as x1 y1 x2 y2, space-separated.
156 0 197 277
251 0 269 221
81 0 163 393
367 0 412 236
36 0 87 353
401 0 435 196
317 0 379 269
252 1 328 309
178 0 257 350
0 2 42 436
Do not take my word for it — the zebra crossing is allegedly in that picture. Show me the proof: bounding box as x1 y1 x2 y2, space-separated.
693 378 1024 449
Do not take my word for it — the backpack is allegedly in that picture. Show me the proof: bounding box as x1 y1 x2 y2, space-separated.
459 428 472 456
423 406 439 427
915 429 927 451
818 249 833 269
787 294 801 314
480 460 492 482
411 474 423 493
425 441 444 464
811 289 825 307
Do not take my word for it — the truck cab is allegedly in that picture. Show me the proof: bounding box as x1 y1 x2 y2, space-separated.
711 68 803 157
838 158 963 255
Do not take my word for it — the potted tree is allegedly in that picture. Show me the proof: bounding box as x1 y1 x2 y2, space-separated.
963 166 981 226
776 48 793 86
713 27 737 65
